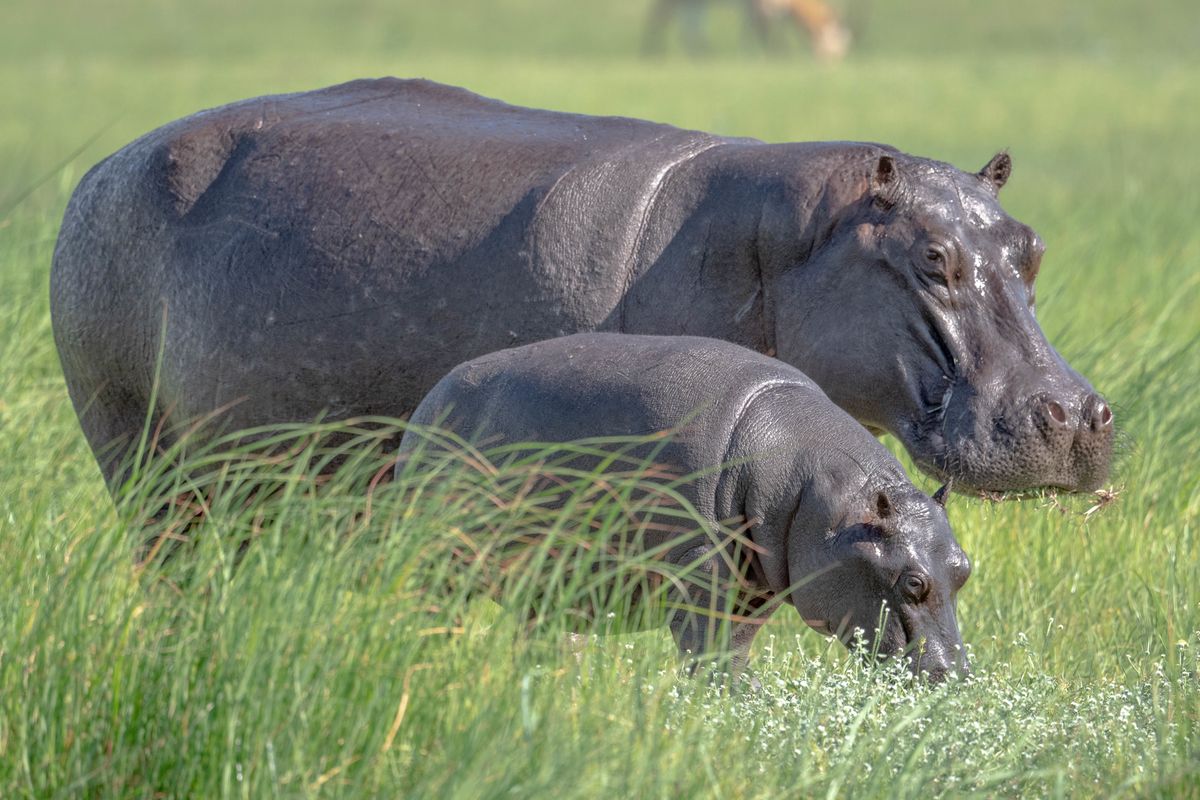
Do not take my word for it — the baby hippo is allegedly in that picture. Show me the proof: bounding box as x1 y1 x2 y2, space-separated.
398 334 971 682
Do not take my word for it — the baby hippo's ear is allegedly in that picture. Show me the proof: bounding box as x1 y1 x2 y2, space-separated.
874 490 892 519
932 481 953 508
873 490 897 533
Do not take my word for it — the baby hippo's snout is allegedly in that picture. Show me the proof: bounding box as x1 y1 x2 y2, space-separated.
906 631 969 684
861 604 969 684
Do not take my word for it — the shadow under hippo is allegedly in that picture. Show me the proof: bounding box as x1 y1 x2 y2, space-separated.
49 78 1112 496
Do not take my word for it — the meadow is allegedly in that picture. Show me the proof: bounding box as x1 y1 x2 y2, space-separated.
1 0 1198 796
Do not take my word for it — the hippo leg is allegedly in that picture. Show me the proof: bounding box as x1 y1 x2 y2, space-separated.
60 374 197 563
667 545 775 681
61 375 161 494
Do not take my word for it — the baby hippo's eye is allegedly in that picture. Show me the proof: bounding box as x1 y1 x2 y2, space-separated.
901 573 930 602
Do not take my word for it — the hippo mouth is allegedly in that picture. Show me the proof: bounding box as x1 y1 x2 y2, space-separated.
818 612 956 680
895 608 921 665
898 315 967 485
887 608 964 681
816 610 904 661
896 294 1115 493
905 399 1113 495
901 364 1114 495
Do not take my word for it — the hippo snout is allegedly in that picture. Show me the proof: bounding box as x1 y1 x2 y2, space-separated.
853 634 968 684
1031 386 1114 491
1035 391 1113 437
908 643 969 684
927 369 1115 493
847 622 969 684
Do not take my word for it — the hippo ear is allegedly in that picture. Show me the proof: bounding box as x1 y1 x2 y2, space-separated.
932 480 953 508
870 155 902 208
874 490 893 520
978 152 1011 194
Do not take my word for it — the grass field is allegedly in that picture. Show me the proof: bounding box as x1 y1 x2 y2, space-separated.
2 0 1199 796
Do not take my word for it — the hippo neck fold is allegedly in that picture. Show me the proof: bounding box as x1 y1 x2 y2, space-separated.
716 381 902 597
617 141 897 357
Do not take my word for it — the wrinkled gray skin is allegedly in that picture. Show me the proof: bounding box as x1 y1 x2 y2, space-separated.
399 334 971 682
50 77 1111 495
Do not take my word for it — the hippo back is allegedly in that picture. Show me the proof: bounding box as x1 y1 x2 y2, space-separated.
401 333 906 520
406 333 806 449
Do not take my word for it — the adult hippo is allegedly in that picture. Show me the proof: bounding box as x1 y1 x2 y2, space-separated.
50 77 1112 494
398 333 971 682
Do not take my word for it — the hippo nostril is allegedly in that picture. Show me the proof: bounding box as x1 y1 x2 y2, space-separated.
1045 400 1068 426
1082 394 1113 433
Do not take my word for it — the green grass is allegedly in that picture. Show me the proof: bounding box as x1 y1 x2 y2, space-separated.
1 0 1199 796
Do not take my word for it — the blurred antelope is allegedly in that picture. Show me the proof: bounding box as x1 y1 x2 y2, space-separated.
643 0 853 61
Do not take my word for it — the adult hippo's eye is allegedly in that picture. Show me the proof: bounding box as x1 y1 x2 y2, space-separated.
923 243 961 286
901 573 930 602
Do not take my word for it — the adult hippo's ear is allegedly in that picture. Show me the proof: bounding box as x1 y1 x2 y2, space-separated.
978 151 1012 194
932 481 953 508
870 155 903 210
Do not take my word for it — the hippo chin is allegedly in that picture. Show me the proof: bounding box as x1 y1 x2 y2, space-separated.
50 77 1111 496
399 334 971 682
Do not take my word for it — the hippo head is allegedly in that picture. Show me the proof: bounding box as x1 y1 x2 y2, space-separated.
769 150 1113 493
788 480 970 683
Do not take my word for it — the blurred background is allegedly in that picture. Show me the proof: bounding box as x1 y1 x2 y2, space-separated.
4 0 1197 453
3 1 1197 170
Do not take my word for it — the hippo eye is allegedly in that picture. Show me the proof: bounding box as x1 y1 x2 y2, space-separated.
923 244 957 286
901 573 930 602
